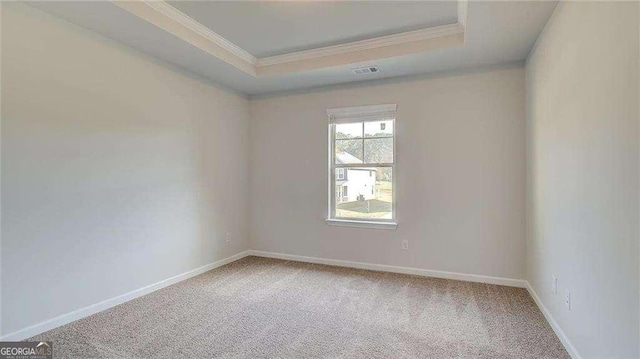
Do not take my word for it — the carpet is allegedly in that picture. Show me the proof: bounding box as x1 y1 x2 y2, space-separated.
29 256 569 358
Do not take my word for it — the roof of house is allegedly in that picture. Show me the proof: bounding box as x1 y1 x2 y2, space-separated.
335 152 362 164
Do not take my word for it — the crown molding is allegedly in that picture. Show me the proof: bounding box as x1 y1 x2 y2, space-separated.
255 27 464 76
458 0 468 28
112 1 257 76
256 23 464 68
142 1 257 65
112 0 468 78
457 0 468 42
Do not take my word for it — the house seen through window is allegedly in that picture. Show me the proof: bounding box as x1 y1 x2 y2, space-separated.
327 104 396 226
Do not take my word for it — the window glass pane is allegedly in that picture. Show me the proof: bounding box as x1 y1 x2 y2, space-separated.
335 122 363 139
335 139 363 164
364 120 393 138
364 138 393 163
335 167 392 220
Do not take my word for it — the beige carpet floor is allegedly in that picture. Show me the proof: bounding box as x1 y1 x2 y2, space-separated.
30 256 569 358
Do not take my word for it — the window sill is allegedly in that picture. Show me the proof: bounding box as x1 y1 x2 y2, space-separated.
326 219 397 230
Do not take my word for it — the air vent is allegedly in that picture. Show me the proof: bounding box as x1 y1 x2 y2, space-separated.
352 66 380 75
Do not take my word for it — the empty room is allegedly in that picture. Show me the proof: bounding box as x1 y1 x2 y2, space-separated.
1 1 638 358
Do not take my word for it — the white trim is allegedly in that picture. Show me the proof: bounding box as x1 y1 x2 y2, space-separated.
256 23 464 67
249 250 527 288
457 0 468 29
0 250 251 341
111 1 256 76
525 282 582 359
326 218 397 230
142 1 257 65
327 104 397 123
457 0 468 43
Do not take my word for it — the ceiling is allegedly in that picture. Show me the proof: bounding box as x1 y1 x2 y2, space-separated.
27 1 558 96
166 1 459 58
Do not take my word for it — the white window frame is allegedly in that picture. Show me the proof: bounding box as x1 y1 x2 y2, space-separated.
326 104 397 230
336 168 345 180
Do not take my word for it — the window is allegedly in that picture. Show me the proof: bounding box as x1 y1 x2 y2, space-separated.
327 104 396 229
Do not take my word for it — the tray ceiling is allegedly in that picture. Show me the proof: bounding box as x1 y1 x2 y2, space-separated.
167 1 459 58
26 1 558 96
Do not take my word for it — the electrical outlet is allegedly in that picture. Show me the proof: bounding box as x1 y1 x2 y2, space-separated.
401 240 409 251
552 276 558 295
225 232 231 243
564 289 571 311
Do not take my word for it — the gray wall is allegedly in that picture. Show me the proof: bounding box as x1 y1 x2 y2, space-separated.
526 2 639 358
1 3 250 336
250 67 526 280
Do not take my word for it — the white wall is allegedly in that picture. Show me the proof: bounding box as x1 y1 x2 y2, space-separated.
526 2 639 358
250 67 526 280
1 3 250 336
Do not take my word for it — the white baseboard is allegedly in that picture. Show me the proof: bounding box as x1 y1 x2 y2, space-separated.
248 250 527 288
4 247 576 359
0 250 251 341
525 281 582 359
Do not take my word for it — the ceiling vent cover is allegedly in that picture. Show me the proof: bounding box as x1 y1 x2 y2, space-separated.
352 66 380 75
